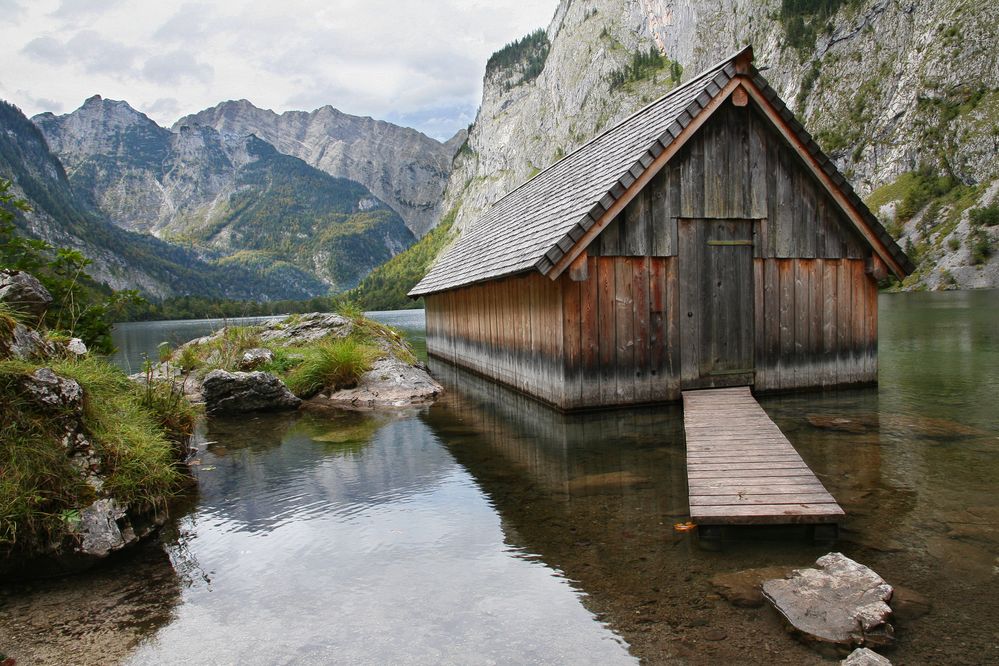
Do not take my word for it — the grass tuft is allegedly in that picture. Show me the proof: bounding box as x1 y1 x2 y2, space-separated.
285 338 381 398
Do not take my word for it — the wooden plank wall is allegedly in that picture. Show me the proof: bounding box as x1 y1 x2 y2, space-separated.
591 102 868 261
559 255 681 410
424 271 566 406
753 258 877 390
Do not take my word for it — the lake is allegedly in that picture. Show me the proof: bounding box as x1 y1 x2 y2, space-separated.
1 292 996 664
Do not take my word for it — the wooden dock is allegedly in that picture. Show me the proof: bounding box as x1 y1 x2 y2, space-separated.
682 387 844 525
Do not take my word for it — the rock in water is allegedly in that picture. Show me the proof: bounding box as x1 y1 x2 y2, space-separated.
762 552 894 649
311 356 442 409
0 269 52 324
239 347 274 370
202 369 301 414
842 647 892 665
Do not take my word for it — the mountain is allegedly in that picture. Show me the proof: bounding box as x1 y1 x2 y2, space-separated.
34 97 416 292
431 0 997 293
0 100 323 300
175 100 461 237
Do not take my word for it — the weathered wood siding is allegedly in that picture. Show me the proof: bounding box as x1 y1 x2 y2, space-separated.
559 256 681 410
424 271 565 406
426 97 880 409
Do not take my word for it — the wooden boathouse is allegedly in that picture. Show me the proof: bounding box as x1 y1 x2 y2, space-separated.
411 46 913 412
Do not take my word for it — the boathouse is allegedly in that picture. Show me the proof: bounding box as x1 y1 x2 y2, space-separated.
411 46 913 411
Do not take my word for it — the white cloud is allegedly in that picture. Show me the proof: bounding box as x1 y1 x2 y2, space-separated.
2 0 558 139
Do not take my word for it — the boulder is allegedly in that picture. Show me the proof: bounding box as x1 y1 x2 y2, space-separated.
842 647 892 665
311 356 442 409
0 270 52 325
239 347 274 370
21 368 83 412
762 552 894 650
202 369 301 414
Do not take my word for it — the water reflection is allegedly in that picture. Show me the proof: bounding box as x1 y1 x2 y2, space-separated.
126 411 634 665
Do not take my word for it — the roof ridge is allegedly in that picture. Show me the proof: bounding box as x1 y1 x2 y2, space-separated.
479 45 752 213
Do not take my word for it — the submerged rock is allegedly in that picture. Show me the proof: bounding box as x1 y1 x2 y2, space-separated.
239 347 274 370
890 585 932 622
842 647 892 665
310 356 442 409
0 269 52 324
762 552 894 650
710 565 797 608
202 369 301 414
807 415 869 433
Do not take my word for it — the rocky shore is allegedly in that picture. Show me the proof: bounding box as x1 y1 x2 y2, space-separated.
136 312 443 414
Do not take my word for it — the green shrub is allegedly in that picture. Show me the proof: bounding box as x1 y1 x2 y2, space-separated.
968 226 994 265
607 47 681 91
969 204 999 227
285 338 381 398
176 345 202 373
947 236 961 251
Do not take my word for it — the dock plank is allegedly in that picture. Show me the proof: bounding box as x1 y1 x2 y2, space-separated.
683 387 844 525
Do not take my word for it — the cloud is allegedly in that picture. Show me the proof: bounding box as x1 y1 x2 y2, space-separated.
4 0 559 138
0 0 25 21
24 31 141 77
13 90 64 114
22 36 70 65
142 51 213 85
152 3 214 43
144 97 181 119
50 0 124 20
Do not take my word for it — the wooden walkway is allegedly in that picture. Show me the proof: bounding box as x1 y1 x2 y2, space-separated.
682 387 844 525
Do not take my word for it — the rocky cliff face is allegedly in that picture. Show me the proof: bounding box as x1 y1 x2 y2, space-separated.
34 98 416 293
441 0 998 289
175 100 459 237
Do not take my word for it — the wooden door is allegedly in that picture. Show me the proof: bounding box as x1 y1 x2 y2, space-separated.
678 218 755 389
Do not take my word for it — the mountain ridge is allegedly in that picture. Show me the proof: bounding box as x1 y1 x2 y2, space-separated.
34 97 416 294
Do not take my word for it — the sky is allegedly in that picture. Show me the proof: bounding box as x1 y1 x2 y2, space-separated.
0 0 558 141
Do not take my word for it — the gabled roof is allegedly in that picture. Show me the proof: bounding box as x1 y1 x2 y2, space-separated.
410 47 912 297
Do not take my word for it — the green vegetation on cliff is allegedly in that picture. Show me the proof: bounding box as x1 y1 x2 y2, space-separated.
607 47 682 92
343 206 459 310
486 28 550 88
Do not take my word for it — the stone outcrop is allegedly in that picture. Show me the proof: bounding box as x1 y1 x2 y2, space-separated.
21 368 83 411
0 270 51 324
762 553 894 650
201 369 302 414
258 312 354 345
310 356 443 410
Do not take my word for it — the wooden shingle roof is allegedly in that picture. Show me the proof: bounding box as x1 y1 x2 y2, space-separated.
410 47 911 297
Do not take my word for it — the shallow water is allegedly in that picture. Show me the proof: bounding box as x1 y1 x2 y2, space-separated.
1 291 996 664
